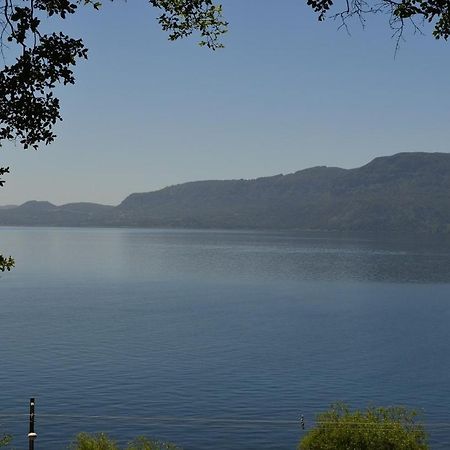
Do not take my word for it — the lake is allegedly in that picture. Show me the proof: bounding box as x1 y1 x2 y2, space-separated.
1 227 450 449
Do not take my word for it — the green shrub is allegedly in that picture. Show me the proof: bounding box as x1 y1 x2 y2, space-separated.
0 434 11 448
72 433 119 450
126 436 181 450
299 403 428 450
71 433 180 450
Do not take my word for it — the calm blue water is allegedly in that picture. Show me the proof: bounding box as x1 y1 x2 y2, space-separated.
1 228 450 449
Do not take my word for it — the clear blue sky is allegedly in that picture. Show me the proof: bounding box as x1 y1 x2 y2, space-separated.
2 0 449 205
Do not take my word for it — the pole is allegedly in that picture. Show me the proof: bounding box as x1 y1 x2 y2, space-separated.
28 398 37 450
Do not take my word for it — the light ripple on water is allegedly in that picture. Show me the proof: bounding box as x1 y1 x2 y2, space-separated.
1 228 450 449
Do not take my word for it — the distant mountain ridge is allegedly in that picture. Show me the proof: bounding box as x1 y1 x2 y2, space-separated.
1 152 450 233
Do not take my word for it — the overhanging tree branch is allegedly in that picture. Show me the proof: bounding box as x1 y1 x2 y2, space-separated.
309 0 450 40
0 166 13 272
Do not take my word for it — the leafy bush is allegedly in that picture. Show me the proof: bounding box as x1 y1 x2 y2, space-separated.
71 433 181 450
72 433 119 450
127 436 181 450
0 434 11 448
299 403 428 450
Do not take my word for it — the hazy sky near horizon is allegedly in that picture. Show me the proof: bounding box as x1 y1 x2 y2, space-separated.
1 0 449 205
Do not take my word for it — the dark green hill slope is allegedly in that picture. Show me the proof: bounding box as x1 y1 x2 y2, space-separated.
0 201 115 226
1 152 450 232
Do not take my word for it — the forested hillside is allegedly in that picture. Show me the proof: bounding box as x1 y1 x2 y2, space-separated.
1 153 450 233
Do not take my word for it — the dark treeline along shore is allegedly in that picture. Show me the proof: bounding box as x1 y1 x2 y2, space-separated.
2 152 450 233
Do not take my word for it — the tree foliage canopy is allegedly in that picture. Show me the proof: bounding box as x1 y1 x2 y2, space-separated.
0 433 11 448
299 403 429 450
72 433 180 450
0 0 226 152
0 167 13 271
0 0 448 152
308 0 450 41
